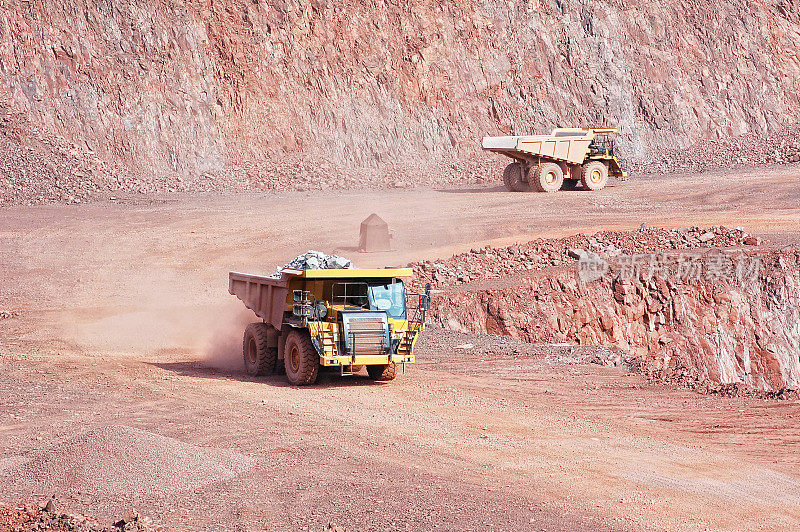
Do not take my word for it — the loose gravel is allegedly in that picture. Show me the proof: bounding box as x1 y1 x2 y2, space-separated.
3 425 254 498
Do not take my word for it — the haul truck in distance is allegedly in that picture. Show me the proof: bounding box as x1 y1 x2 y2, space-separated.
482 127 628 192
229 268 430 385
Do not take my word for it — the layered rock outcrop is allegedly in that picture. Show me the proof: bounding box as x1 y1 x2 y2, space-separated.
417 231 800 391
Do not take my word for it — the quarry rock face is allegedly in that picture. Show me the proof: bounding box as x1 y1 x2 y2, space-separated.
1 0 799 200
431 250 800 391
409 229 800 392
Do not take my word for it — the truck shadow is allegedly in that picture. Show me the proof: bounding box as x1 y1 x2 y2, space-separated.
148 361 391 388
435 180 623 194
434 185 508 194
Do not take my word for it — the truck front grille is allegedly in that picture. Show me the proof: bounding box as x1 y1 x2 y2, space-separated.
340 312 390 356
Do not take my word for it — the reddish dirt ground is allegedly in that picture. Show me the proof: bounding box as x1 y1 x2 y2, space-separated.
1 165 800 530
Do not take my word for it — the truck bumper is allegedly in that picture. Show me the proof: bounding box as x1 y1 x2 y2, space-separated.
321 354 415 366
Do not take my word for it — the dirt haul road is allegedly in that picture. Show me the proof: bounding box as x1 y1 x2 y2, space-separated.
1 165 800 530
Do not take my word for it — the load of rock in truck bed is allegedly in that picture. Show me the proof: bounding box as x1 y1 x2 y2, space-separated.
270 250 353 278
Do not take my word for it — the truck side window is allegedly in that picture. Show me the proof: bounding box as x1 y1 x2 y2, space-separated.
332 282 369 308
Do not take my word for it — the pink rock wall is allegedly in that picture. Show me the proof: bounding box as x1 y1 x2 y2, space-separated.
432 251 800 391
1 0 799 184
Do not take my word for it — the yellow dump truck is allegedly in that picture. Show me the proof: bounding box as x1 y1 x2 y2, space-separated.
482 127 628 192
229 267 430 385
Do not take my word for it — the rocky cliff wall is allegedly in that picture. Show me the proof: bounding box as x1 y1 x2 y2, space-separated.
1 0 799 194
432 250 800 391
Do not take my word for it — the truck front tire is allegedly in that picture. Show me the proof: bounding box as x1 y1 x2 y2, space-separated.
367 362 397 381
581 161 609 191
284 330 320 386
243 323 278 376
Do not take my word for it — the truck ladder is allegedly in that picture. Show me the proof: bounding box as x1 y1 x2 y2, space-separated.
315 326 357 376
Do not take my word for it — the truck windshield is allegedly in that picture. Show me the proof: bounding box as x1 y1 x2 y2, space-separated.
368 281 406 319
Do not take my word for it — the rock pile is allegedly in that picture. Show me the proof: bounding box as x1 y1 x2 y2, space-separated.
0 128 502 206
410 226 757 291
271 251 354 277
633 359 800 400
2 425 254 498
0 101 113 207
635 124 800 174
0 501 155 531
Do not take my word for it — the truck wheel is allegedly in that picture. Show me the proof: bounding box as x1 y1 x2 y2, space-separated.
502 162 530 192
367 362 397 381
243 323 278 376
284 330 320 386
530 163 563 192
581 161 609 191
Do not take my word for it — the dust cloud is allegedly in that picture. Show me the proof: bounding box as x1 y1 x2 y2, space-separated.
200 306 255 371
52 286 257 373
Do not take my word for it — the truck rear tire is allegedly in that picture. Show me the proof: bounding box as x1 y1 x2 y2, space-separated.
284 330 320 386
243 323 278 376
367 362 397 381
581 161 609 191
531 163 564 193
502 162 530 192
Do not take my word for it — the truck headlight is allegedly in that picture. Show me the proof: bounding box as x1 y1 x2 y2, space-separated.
315 300 328 319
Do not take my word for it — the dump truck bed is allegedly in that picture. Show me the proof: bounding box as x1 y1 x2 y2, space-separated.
482 128 618 165
229 270 293 328
229 268 414 330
